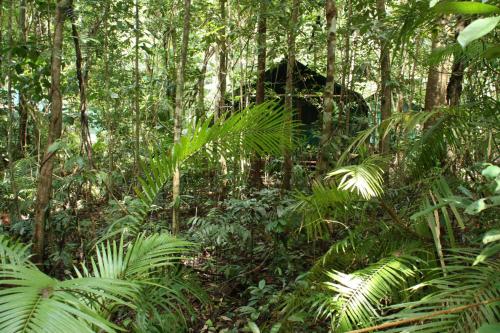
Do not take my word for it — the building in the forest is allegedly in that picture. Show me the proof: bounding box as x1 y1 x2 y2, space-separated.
230 59 370 134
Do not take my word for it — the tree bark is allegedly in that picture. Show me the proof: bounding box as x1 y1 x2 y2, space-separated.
197 46 213 123
172 0 191 235
18 0 29 154
447 17 468 107
217 0 227 120
33 0 69 265
282 0 300 191
134 0 141 175
376 0 392 154
70 6 93 167
317 0 337 175
250 0 267 188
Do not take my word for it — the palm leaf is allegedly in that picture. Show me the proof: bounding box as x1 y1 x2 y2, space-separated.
381 250 500 333
327 156 386 200
324 256 419 332
0 235 31 265
108 101 295 235
0 264 135 333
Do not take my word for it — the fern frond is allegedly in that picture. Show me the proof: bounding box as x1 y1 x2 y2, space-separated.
324 256 419 332
328 156 386 200
0 235 31 265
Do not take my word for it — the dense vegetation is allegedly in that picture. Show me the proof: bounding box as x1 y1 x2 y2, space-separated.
0 0 499 332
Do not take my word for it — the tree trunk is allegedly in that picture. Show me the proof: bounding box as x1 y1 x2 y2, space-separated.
7 0 19 216
197 46 213 123
376 0 392 154
70 6 93 167
447 17 468 107
282 0 300 191
33 0 69 265
317 0 337 175
18 0 29 154
217 0 229 198
172 0 191 235
250 0 267 189
133 0 141 175
217 0 227 120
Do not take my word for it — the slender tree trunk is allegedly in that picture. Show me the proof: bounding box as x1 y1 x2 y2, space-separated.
134 0 141 175
7 0 19 216
18 0 29 154
217 0 227 120
317 0 337 175
408 37 420 109
250 0 267 188
217 0 229 198
341 0 352 133
424 33 444 112
70 6 93 167
282 0 300 191
33 0 69 265
172 0 191 235
376 0 392 154
197 46 213 123
447 17 468 107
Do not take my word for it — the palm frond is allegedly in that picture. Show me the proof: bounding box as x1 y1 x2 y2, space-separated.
77 233 193 280
0 235 31 265
294 181 353 240
108 101 295 235
328 156 386 200
380 250 500 333
0 264 135 333
323 256 419 332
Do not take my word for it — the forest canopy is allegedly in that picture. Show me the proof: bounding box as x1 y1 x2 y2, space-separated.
0 0 499 332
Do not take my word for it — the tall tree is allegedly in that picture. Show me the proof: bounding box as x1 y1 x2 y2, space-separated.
376 0 392 154
447 17 468 107
33 0 70 265
172 0 191 235
18 0 28 154
70 5 93 167
424 31 447 112
317 0 337 175
282 0 300 190
249 0 267 188
217 0 227 119
134 0 141 174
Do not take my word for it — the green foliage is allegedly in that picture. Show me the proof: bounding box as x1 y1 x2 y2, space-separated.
381 249 500 333
109 101 295 236
327 156 386 200
0 264 136 333
323 256 419 332
0 235 30 265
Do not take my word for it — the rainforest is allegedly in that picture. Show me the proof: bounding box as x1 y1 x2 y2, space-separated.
0 0 499 332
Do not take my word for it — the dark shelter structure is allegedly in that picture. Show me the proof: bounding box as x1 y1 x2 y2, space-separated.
232 59 370 131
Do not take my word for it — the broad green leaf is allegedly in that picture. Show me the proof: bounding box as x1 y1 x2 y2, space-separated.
465 198 488 215
458 16 500 48
483 229 500 244
433 2 500 15
482 165 500 179
270 323 282 333
247 321 260 333
429 0 439 8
